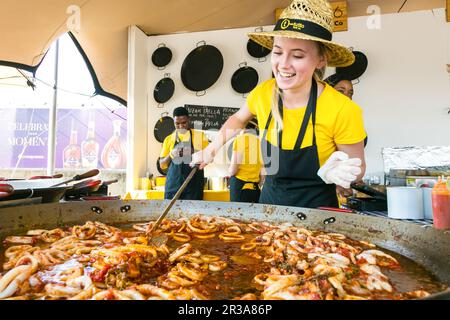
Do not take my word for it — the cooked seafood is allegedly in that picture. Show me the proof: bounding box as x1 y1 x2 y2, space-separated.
0 215 447 300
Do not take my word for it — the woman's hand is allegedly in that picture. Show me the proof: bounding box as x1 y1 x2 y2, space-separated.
190 145 215 169
336 185 353 198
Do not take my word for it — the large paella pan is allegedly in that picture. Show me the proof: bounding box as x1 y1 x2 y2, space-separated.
0 200 448 300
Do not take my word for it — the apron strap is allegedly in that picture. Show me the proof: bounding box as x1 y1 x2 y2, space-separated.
294 79 318 150
174 130 194 149
262 80 318 150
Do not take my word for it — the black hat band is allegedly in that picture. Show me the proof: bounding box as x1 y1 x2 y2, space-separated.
274 18 332 41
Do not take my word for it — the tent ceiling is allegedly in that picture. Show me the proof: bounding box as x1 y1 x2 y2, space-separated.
0 0 445 105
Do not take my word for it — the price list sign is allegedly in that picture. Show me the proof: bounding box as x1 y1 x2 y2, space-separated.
184 104 239 131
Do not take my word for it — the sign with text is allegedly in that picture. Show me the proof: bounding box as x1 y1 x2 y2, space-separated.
0 107 127 169
184 105 239 131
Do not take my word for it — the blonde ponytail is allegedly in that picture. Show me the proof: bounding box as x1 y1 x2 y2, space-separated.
314 42 328 81
271 83 283 131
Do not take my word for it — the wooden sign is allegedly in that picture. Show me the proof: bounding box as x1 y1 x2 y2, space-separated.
330 1 348 32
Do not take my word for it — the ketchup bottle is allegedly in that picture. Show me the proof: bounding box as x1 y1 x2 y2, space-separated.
431 177 450 230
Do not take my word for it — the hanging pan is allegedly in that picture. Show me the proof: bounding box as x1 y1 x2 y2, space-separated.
181 41 223 96
247 27 271 62
153 112 175 143
151 43 172 70
153 73 175 107
335 51 368 81
231 62 259 97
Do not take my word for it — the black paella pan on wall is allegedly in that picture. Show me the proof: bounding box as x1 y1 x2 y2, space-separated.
153 112 175 143
231 62 259 96
247 27 271 62
335 51 368 81
153 73 175 106
181 41 224 96
151 43 172 69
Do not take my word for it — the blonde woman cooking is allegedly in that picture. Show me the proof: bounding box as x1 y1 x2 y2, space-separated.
192 0 366 208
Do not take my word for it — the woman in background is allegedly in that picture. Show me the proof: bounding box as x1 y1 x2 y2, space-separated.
228 120 262 203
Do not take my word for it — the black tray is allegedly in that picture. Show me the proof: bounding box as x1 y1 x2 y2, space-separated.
350 182 386 199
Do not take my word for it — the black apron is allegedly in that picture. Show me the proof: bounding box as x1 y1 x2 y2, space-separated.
229 176 260 203
259 79 338 208
164 130 204 200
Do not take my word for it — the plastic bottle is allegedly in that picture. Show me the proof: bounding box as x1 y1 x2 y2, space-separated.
431 176 450 230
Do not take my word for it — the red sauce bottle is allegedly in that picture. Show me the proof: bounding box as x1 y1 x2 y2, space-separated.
431 177 450 230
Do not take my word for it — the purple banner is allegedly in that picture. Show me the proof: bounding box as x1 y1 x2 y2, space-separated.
0 107 127 169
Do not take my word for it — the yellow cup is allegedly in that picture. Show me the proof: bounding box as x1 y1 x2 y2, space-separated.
155 176 166 186
139 177 151 190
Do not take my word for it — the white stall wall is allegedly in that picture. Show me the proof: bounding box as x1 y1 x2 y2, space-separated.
331 8 450 181
128 8 450 188
126 26 149 191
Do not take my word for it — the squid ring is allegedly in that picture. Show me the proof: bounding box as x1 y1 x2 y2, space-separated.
187 220 218 234
32 250 52 266
200 255 220 263
15 254 39 273
192 233 216 239
241 243 257 251
208 261 227 272
177 263 206 281
3 236 36 245
0 265 32 299
223 225 241 235
5 245 34 259
41 229 65 243
219 233 245 242
169 243 192 263
73 225 96 240
180 254 204 264
132 223 150 232
173 233 191 243
167 271 195 286
26 229 48 236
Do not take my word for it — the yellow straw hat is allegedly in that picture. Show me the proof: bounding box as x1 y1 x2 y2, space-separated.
248 0 355 67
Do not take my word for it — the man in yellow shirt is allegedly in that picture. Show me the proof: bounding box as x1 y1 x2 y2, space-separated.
228 120 262 203
159 107 209 200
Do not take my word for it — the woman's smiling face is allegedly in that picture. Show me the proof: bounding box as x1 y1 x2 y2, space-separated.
271 37 326 92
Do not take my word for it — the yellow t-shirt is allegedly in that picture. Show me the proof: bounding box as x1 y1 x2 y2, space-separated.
232 132 262 183
246 79 366 166
160 130 209 169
